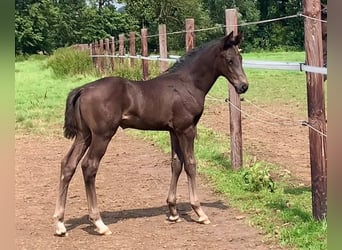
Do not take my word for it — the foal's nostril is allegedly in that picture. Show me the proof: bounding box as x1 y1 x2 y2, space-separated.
239 83 248 93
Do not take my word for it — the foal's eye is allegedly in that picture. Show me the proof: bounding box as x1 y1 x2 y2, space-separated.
228 60 233 65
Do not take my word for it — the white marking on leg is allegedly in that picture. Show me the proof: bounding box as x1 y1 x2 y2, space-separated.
93 219 112 235
167 215 182 223
55 220 68 236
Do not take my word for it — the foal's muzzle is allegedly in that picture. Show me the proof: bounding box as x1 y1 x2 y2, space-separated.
236 83 248 94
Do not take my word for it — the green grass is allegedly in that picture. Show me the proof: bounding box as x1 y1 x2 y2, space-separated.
15 52 327 249
242 51 305 62
15 59 97 135
208 70 308 118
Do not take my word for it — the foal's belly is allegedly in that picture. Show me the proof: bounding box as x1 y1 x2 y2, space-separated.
119 113 171 131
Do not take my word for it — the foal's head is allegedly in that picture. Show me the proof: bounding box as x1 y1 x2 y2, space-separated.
217 31 248 94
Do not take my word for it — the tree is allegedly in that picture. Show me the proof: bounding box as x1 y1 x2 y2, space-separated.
79 6 138 43
15 0 317 55
255 0 304 50
201 0 260 51
118 0 215 51
51 0 87 48
15 0 59 54
15 0 138 54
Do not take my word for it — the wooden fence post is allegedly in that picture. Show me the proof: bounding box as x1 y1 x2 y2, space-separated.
99 39 104 74
225 9 243 170
110 36 115 72
185 18 195 52
105 38 110 73
159 24 168 73
94 40 99 72
141 28 149 80
90 42 96 67
129 32 136 67
119 34 125 63
303 0 327 220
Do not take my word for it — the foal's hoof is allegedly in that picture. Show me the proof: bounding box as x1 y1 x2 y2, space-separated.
95 227 113 235
198 217 211 225
55 231 69 237
90 218 112 235
55 221 68 236
166 215 182 223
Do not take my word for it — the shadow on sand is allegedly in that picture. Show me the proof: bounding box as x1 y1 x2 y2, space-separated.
64 200 228 235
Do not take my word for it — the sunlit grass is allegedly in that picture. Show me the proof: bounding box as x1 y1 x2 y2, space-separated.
15 59 97 135
242 51 305 62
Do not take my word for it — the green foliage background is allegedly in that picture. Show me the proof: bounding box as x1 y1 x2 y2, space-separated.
15 0 328 55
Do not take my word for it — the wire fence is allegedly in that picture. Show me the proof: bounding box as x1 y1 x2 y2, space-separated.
205 94 327 138
90 11 328 74
115 12 327 42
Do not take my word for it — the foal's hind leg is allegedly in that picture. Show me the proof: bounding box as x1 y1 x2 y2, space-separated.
176 126 210 224
53 135 90 236
81 133 114 235
166 131 184 222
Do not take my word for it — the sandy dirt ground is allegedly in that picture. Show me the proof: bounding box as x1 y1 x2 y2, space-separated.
15 130 286 249
200 101 311 185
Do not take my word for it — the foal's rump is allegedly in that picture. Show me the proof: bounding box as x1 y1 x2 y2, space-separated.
63 77 128 139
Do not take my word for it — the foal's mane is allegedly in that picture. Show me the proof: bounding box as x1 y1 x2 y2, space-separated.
165 38 221 74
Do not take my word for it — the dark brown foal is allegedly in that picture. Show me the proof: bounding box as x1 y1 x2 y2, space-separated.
53 31 249 236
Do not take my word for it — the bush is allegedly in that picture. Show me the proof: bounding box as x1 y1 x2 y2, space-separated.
241 161 275 192
111 59 162 80
47 47 94 78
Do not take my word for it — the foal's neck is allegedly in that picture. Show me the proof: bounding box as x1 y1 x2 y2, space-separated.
185 56 220 95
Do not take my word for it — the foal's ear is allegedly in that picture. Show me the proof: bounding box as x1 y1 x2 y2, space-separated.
234 31 243 46
223 31 243 50
321 3 327 18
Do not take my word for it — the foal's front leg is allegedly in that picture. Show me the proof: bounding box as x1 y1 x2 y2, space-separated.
166 131 183 222
177 127 210 224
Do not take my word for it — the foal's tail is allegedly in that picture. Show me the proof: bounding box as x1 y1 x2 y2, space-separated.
63 87 82 139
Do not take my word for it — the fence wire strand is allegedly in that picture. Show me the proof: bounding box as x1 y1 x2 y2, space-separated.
206 94 327 137
102 12 327 45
